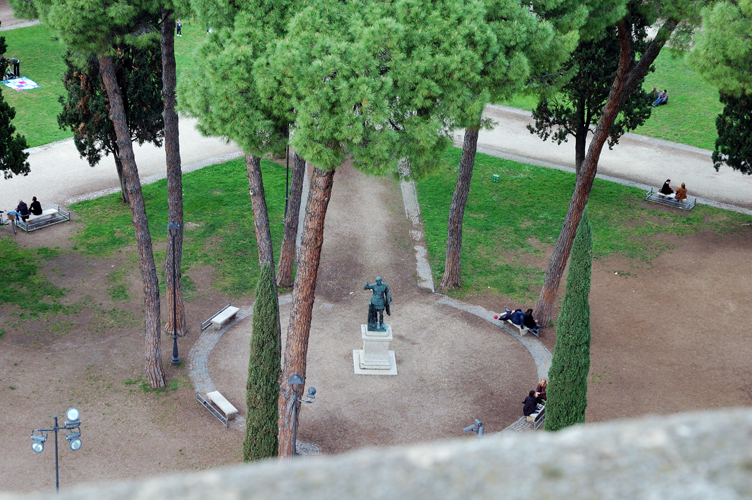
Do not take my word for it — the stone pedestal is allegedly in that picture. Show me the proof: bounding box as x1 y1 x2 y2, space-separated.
353 324 398 375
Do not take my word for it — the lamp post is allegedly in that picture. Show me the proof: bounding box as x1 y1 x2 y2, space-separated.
168 220 180 365
30 407 82 492
288 372 316 457
463 418 484 438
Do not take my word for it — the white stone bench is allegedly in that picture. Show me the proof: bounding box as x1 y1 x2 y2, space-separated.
498 316 539 337
207 391 238 420
28 208 59 221
211 306 239 328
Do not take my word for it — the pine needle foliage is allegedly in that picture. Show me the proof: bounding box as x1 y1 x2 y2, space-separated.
243 262 281 461
544 206 593 431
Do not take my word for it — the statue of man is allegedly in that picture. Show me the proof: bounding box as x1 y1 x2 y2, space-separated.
364 276 392 330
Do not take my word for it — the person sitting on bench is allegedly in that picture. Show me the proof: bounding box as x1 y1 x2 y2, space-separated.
29 197 42 216
659 179 674 196
522 308 540 333
523 390 538 416
15 200 30 221
535 378 548 404
674 183 687 202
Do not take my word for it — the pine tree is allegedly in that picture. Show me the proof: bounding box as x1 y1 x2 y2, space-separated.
544 206 592 431
243 262 281 461
57 44 164 203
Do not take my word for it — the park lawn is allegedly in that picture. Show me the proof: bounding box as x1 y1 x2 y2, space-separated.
635 48 722 150
498 48 722 151
416 148 752 302
2 24 69 147
2 22 206 148
70 156 287 297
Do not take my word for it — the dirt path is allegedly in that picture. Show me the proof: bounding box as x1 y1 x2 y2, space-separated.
209 163 535 453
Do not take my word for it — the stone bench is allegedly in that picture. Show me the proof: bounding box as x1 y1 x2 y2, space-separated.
207 390 238 420
28 208 59 221
644 189 696 211
211 306 239 328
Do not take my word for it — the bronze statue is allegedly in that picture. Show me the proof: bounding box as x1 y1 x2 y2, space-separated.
364 276 392 330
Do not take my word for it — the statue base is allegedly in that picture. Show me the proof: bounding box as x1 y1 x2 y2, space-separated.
352 324 398 375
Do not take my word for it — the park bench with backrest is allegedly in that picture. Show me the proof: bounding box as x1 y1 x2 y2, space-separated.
644 188 696 211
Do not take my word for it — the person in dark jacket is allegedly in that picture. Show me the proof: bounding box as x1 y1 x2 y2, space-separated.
523 390 538 416
15 200 30 221
523 309 539 331
659 179 674 195
29 196 42 216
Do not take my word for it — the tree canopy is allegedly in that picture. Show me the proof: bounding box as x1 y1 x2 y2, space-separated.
692 0 752 174
528 17 653 171
58 43 164 176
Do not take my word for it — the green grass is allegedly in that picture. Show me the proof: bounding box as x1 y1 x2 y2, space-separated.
2 24 69 147
71 156 287 296
0 236 68 313
417 148 752 302
499 48 722 151
2 22 207 148
635 48 723 150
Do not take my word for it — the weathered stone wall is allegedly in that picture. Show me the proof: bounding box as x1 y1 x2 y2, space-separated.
4 408 752 500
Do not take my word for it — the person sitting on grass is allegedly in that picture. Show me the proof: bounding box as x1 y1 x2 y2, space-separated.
523 390 538 416
675 182 687 202
659 179 674 196
29 196 42 216
653 89 668 107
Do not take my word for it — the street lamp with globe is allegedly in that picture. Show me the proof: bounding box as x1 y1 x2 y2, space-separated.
30 407 83 492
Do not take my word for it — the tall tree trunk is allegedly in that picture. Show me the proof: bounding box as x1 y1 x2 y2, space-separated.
440 126 479 290
161 10 186 337
99 54 165 389
276 152 306 288
246 153 282 342
113 152 129 204
246 154 276 273
574 98 587 175
278 165 335 458
535 18 676 325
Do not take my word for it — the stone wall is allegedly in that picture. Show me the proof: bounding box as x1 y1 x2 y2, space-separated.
4 408 752 500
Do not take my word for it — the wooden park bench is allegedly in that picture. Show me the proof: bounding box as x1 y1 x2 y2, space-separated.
196 390 238 427
15 204 71 232
200 303 240 331
644 188 696 211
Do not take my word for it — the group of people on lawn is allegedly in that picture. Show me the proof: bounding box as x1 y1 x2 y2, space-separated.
659 179 688 202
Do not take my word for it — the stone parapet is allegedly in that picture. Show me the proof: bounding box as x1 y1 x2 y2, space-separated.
5 408 752 500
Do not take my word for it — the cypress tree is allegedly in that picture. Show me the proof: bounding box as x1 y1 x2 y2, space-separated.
544 206 593 431
243 262 281 461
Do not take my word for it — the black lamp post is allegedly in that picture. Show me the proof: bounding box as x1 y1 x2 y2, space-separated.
30 407 82 492
288 372 316 457
168 220 181 365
